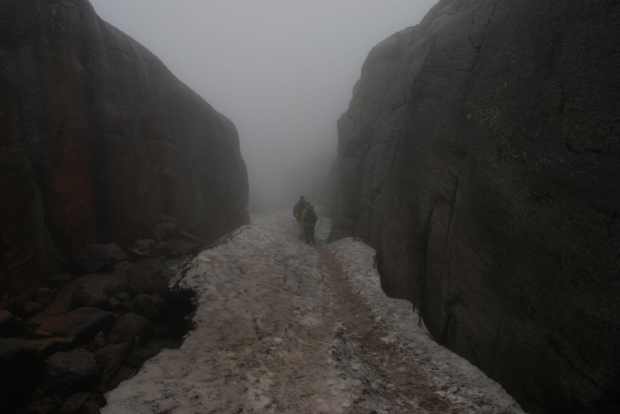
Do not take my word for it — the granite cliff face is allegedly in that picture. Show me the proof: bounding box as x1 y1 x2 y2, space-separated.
0 1 248 305
332 0 620 413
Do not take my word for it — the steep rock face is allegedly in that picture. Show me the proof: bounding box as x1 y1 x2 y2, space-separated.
332 0 620 413
0 1 248 304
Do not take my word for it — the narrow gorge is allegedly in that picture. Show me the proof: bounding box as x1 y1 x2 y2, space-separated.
1 1 619 414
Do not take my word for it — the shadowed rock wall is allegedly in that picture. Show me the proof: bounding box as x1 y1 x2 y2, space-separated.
331 0 620 413
0 1 248 305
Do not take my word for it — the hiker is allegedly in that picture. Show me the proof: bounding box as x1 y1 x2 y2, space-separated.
293 196 306 238
301 201 318 245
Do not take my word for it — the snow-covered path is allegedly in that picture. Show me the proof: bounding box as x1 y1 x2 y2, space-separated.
103 211 524 413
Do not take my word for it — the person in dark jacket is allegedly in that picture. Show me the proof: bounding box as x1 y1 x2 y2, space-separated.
293 196 306 238
301 202 318 245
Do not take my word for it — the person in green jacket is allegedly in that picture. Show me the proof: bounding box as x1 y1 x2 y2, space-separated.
301 202 318 245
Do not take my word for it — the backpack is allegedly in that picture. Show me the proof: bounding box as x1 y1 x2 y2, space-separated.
305 207 318 225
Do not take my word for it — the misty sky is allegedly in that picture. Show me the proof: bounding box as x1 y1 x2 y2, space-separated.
88 0 437 211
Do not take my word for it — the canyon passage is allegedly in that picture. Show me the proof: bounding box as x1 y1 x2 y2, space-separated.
102 211 523 414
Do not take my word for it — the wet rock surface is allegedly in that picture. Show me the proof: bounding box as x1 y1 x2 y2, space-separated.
103 211 523 414
0 0 249 306
330 1 620 412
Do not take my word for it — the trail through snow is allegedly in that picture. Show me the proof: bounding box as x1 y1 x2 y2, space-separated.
103 211 524 413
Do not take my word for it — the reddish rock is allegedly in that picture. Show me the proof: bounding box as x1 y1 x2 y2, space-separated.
30 273 127 325
37 308 116 345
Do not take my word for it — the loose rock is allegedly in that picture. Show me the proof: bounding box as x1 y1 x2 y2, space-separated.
37 308 116 346
71 245 115 275
132 295 167 320
41 348 100 398
107 313 152 346
126 260 172 297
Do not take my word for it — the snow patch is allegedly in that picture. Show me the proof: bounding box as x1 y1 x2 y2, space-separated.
102 211 524 414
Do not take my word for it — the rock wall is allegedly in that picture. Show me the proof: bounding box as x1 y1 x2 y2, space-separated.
0 1 249 305
331 0 620 413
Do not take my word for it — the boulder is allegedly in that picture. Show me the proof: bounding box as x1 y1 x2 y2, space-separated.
105 244 128 263
108 292 132 312
50 274 76 289
37 308 116 345
106 312 152 346
82 402 102 414
3 336 74 360
33 288 58 308
57 393 89 414
151 220 179 242
70 244 115 275
150 241 174 260
89 393 106 410
21 301 45 317
126 260 172 297
41 348 100 397
125 346 157 368
331 1 620 412
89 331 106 351
132 294 167 320
70 284 109 310
111 261 133 275
30 273 127 325
130 239 157 257
106 366 138 391
95 342 130 386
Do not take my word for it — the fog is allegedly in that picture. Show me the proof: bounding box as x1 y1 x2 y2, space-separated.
89 0 437 212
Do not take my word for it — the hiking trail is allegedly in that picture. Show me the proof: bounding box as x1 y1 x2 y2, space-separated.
102 211 524 414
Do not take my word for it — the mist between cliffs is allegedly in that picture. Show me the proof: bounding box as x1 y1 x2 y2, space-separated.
88 0 438 213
